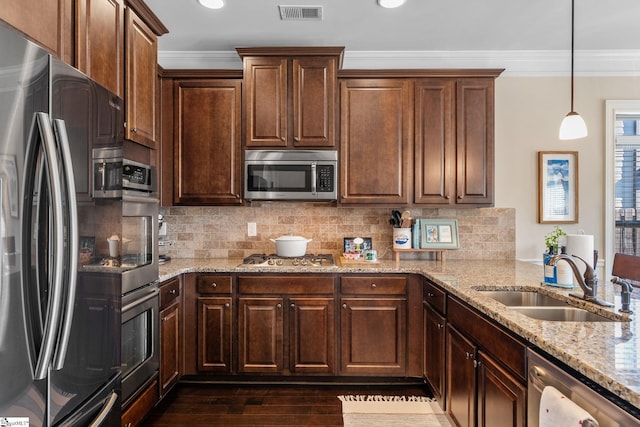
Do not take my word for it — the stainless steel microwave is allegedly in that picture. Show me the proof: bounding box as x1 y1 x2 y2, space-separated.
244 150 337 201
93 147 154 198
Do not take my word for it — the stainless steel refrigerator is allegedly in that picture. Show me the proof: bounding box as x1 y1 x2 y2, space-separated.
0 22 121 426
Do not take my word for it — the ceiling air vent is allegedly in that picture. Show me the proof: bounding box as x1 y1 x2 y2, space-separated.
278 5 323 21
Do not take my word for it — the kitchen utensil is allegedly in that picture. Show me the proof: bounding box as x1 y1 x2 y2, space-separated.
391 210 402 227
107 235 120 258
270 235 313 257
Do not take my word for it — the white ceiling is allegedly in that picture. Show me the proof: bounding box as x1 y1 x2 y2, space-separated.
146 0 640 74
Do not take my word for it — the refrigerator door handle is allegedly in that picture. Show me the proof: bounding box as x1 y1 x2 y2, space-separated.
32 112 66 380
51 119 79 370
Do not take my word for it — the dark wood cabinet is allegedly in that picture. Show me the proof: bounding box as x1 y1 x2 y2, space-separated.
455 78 496 205
195 275 233 373
339 276 409 375
446 296 527 427
339 78 413 205
159 276 181 398
237 275 336 375
476 351 526 427
76 0 125 97
172 78 243 205
423 297 446 405
237 47 343 148
0 0 73 63
121 378 158 427
125 7 157 148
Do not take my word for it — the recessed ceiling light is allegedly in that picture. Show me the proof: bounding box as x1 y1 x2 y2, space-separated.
378 0 406 8
198 0 224 9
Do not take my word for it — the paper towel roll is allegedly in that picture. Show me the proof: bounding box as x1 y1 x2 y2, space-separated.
565 234 594 285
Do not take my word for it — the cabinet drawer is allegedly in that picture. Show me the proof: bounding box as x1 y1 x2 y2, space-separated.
121 378 158 427
238 275 334 295
159 277 180 309
341 276 406 295
423 281 446 315
197 275 232 294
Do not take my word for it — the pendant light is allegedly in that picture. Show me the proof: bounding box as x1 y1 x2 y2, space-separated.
559 0 587 140
378 0 406 8
198 0 224 9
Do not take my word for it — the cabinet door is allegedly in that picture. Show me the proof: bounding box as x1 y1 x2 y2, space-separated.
339 79 412 205
340 297 406 375
243 57 288 147
159 301 180 397
477 351 526 427
173 79 243 205
292 57 336 147
0 0 73 62
423 302 446 405
76 0 124 97
125 8 157 148
289 297 335 374
196 297 232 373
414 79 455 204
238 297 284 373
456 78 495 205
446 325 476 427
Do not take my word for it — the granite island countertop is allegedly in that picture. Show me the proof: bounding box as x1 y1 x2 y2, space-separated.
159 257 640 412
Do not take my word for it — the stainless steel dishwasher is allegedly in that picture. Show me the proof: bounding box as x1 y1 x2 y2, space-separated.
527 348 640 427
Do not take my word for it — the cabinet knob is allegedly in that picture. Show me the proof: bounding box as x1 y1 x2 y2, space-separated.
235 194 240 198
465 352 474 360
131 127 137 133
370 283 376 289
210 282 217 288
437 323 444 329
293 136 300 142
290 303 296 308
169 289 176 295
161 317 167 322
458 195 463 199
280 137 286 142
427 292 435 298
445 195 451 200
277 303 282 309
225 303 230 308
342 303 347 309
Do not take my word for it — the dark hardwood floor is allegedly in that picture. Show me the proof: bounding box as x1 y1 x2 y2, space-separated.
142 383 432 426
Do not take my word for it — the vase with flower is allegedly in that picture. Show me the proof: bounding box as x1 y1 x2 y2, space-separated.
543 226 567 284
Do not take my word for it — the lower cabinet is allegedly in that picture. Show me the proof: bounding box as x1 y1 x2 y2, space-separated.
237 275 336 375
446 296 526 427
196 275 233 373
121 378 158 427
159 276 182 398
423 299 446 405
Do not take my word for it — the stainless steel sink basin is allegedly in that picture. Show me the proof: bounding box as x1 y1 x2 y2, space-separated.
479 290 568 307
509 307 616 322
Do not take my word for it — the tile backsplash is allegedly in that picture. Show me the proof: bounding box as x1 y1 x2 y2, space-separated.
159 204 515 261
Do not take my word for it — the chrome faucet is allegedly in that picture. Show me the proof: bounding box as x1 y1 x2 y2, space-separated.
547 253 614 307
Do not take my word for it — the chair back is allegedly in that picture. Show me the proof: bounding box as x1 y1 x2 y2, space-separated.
611 253 640 282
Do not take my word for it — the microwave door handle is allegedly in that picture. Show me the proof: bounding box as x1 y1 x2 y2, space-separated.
51 119 79 370
32 113 66 380
311 163 317 195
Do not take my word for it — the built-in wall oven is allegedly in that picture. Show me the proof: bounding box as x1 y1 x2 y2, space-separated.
121 283 159 406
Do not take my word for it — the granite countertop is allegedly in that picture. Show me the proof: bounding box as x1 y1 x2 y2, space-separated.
159 257 640 411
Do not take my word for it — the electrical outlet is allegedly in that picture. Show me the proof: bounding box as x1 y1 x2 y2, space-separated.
159 222 167 236
247 222 257 237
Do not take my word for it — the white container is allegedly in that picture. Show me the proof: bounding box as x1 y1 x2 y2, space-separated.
270 235 312 257
393 228 412 249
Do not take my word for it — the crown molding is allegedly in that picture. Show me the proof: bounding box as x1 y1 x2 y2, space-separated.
158 49 640 76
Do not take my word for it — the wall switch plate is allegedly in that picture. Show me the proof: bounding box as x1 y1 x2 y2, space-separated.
247 222 257 237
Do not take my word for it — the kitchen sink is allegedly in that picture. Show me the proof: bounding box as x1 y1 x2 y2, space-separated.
509 307 616 322
479 290 567 307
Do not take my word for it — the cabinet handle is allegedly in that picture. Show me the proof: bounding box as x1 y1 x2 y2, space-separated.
427 292 435 298
370 283 376 289
445 195 451 200
437 323 444 329
458 195 463 199
161 317 167 322
210 282 217 288
169 289 176 295
277 303 282 308
342 303 347 309
280 137 286 141
235 194 240 198
225 303 230 308
465 352 474 360
131 127 137 133
290 303 296 308
294 136 300 142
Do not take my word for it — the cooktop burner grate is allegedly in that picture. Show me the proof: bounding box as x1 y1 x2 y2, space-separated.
241 253 336 267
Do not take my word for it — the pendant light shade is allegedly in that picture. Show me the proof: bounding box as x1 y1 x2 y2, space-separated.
559 0 587 140
198 0 224 9
378 0 406 8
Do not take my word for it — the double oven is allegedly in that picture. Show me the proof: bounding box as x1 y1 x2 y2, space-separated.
93 147 160 407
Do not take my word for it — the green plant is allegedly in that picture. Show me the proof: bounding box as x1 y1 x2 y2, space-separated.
544 226 566 253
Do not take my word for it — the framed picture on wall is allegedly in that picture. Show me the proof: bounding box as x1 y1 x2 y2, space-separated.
538 151 578 223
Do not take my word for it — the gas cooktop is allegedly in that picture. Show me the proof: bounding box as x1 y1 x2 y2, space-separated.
240 253 337 268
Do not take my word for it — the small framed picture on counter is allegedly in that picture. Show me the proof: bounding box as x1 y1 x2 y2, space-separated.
538 151 578 224
420 219 459 249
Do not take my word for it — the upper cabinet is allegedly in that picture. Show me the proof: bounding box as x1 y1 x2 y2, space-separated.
237 47 344 149
339 70 502 207
0 0 74 64
75 0 125 98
